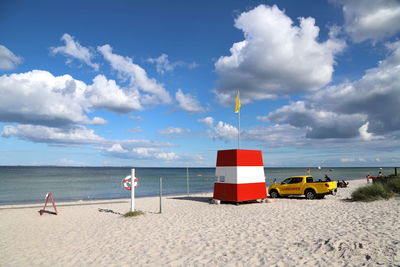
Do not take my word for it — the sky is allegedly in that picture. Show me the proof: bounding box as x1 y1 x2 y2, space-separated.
1 0 400 167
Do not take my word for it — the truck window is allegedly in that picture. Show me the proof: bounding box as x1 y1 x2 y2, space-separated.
281 178 291 184
306 177 313 183
290 177 302 184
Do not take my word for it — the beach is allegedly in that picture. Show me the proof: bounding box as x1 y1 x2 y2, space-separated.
1 179 399 266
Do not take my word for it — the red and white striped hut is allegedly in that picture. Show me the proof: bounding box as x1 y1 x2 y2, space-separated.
213 149 267 202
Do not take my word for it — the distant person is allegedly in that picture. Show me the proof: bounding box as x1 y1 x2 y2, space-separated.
324 175 331 181
378 171 383 177
337 180 349 188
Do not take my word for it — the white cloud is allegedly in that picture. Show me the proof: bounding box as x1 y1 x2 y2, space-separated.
0 70 103 127
310 41 400 136
86 74 142 113
340 157 355 163
2 125 105 145
129 115 143 121
242 124 307 147
263 41 400 140
266 101 366 139
0 45 22 70
340 157 368 163
199 116 238 142
155 152 179 160
0 70 156 127
215 4 345 105
55 158 84 166
359 122 383 141
1 122 184 161
98 44 172 106
107 144 128 153
175 89 206 113
198 117 214 127
147 53 198 74
336 0 400 43
105 145 179 161
51 33 99 71
158 127 191 135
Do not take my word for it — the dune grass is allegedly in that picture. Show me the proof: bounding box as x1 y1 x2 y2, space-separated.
123 210 145 217
351 183 393 201
351 175 400 202
387 178 400 194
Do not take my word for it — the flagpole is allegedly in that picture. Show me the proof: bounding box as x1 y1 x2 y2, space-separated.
235 90 241 149
238 107 240 149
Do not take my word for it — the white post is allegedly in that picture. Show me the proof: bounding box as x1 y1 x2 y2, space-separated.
159 176 163 214
131 168 135 212
186 167 189 196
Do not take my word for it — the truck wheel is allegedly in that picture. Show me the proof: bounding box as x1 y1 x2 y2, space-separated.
305 189 316 200
269 190 280 198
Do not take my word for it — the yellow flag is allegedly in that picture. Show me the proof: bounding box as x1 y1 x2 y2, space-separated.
235 91 241 113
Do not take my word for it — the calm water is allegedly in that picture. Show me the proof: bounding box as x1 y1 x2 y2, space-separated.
0 166 395 204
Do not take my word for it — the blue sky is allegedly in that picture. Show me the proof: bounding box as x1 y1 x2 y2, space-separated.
1 0 400 167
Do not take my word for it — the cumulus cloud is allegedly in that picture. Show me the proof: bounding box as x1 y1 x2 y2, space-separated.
175 89 206 113
358 122 384 141
266 101 366 139
86 74 142 113
158 127 191 135
107 143 128 153
51 33 99 70
310 41 400 136
199 116 238 142
214 4 345 105
0 45 22 70
98 44 172 106
0 69 162 127
2 125 105 145
0 69 156 127
335 0 400 43
198 116 214 127
0 70 103 127
147 53 198 74
262 41 400 140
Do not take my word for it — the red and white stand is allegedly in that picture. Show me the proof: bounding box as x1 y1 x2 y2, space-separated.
213 149 267 203
40 192 58 215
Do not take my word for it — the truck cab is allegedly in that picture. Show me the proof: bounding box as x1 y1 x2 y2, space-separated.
268 176 337 199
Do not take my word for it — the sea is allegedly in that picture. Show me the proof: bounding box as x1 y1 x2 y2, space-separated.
0 166 396 205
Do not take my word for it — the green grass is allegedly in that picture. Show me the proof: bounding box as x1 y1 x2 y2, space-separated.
387 177 400 194
351 183 394 202
122 210 145 217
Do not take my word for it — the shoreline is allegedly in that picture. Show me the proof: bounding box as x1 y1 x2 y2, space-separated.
1 178 399 266
0 176 372 207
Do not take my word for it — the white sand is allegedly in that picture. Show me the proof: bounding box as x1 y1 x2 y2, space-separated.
1 179 399 266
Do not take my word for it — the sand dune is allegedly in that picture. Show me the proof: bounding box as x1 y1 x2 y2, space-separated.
1 179 399 266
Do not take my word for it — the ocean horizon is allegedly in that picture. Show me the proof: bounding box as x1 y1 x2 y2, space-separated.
0 166 397 205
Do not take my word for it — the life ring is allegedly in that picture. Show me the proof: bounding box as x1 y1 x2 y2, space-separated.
122 175 138 190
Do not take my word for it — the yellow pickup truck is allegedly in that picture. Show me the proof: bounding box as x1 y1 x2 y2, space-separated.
268 176 337 199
